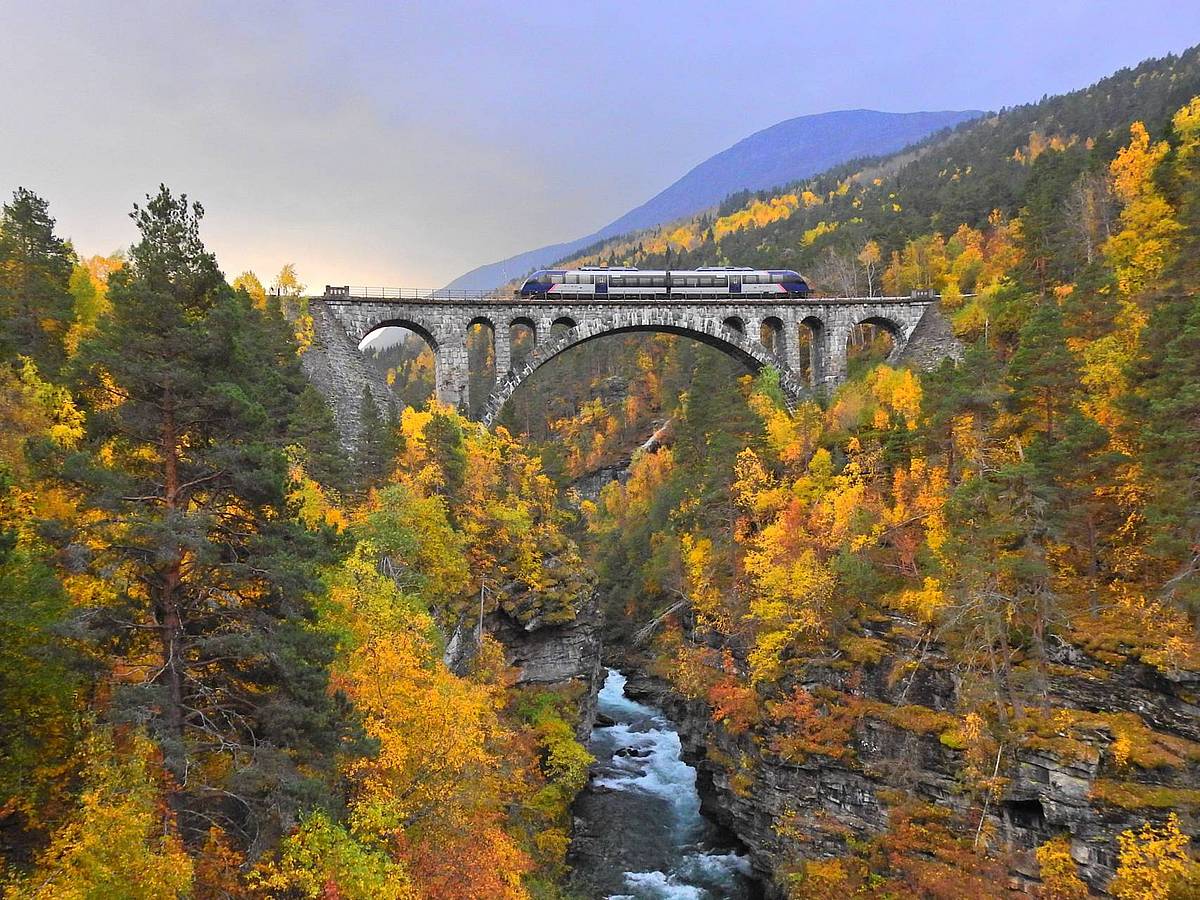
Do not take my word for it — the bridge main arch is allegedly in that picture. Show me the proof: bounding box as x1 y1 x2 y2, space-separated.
480 312 806 427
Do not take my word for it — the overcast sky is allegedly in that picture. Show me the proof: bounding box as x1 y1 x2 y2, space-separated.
2 1 1199 289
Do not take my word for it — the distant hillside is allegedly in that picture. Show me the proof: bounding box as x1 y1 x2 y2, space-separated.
445 109 979 291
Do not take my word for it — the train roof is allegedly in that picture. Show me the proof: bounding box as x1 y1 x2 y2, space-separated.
524 266 807 279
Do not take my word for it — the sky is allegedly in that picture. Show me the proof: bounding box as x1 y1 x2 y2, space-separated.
2 1 1199 290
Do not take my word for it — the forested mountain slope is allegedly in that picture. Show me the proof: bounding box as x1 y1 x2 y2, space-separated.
445 109 978 291
542 44 1200 298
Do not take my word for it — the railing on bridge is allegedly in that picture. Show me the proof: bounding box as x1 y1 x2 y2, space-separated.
322 285 946 304
324 285 499 300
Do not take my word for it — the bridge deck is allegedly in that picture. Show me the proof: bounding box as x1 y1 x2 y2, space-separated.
317 291 933 306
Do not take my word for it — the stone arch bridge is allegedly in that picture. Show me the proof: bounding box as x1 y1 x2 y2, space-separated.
303 291 961 445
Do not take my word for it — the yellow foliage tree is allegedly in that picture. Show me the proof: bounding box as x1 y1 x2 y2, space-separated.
231 270 268 310
319 542 532 898
1110 814 1200 899
4 731 193 900
1036 835 1089 900
1105 122 1181 297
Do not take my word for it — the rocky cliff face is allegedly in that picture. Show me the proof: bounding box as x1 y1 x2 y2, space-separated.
491 592 605 740
441 591 604 742
612 612 1200 896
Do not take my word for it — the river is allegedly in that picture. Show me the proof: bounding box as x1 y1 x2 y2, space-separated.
568 669 761 899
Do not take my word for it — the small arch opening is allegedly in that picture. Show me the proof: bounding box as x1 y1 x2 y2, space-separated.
359 322 434 410
798 316 823 387
847 316 899 378
552 315 578 333
510 317 536 371
760 316 786 357
723 316 746 335
466 319 496 420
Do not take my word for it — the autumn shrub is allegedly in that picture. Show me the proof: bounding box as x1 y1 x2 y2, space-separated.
768 687 858 763
511 689 593 878
708 676 760 734
251 811 413 900
1035 835 1089 900
778 800 1010 899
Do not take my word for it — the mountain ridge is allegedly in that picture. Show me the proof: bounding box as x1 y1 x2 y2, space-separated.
445 108 980 291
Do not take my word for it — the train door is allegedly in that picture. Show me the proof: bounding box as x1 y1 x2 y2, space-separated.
594 273 608 296
728 274 742 295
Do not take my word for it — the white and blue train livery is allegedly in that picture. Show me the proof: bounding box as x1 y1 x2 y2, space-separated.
517 265 809 299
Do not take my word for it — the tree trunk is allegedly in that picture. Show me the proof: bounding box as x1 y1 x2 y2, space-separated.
157 385 187 802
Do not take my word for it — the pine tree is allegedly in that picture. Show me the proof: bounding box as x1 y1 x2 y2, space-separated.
425 408 468 503
71 186 353 852
290 385 351 495
354 387 391 492
1005 297 1080 437
1124 293 1200 622
0 188 75 373
920 341 1004 482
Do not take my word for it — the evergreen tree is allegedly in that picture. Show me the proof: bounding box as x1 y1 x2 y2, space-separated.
1005 297 1080 437
70 186 353 852
425 407 468 503
1124 292 1200 622
290 385 351 495
0 188 75 373
921 341 1004 482
0 514 82 826
354 387 391 492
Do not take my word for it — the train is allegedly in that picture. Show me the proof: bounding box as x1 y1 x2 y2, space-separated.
516 265 810 299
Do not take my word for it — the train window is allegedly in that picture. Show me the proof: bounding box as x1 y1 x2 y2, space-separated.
743 274 758 284
550 274 563 284
565 274 578 284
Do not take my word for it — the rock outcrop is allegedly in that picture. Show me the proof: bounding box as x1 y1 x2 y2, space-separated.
491 592 604 739
442 591 604 742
